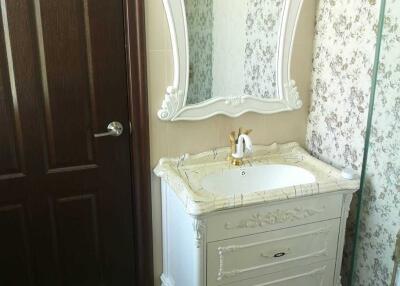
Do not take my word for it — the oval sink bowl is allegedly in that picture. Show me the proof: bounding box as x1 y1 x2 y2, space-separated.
201 164 316 195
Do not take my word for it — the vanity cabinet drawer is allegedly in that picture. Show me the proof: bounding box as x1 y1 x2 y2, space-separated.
225 260 335 286
207 194 342 241
207 219 339 286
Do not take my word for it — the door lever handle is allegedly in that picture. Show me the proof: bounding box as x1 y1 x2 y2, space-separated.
94 121 123 138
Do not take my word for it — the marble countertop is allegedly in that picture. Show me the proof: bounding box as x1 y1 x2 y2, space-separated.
154 142 360 216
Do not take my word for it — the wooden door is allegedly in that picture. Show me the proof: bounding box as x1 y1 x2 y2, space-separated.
0 0 141 285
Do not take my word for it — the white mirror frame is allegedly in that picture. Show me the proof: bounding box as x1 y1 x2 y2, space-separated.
158 0 304 121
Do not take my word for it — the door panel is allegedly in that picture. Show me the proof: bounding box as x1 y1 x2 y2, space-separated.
35 0 97 169
49 194 102 285
1 0 47 178
0 203 34 286
0 66 23 178
0 0 136 285
0 2 24 178
0 91 23 178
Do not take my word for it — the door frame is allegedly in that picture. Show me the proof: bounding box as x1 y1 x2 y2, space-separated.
123 0 154 285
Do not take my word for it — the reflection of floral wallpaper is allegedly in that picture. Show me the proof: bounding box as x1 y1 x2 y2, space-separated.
244 0 283 98
185 0 214 104
307 0 400 285
186 0 284 104
353 0 400 284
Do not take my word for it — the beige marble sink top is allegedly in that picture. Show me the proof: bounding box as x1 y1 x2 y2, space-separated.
154 142 359 215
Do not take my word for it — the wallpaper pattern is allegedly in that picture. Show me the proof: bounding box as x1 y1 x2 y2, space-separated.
306 0 400 285
244 0 283 98
185 0 284 104
306 0 378 172
306 1 379 279
185 0 214 105
353 0 400 284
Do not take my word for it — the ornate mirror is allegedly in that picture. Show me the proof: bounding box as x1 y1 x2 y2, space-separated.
158 0 304 121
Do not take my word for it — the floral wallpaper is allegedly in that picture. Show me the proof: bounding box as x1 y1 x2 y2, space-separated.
305 1 380 280
244 0 283 98
307 0 400 285
353 0 400 284
306 0 379 172
185 0 214 105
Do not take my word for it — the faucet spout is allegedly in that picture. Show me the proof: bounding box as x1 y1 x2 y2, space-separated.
232 134 253 159
227 127 253 166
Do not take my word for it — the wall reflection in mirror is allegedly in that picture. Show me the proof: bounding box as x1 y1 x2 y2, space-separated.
185 0 284 105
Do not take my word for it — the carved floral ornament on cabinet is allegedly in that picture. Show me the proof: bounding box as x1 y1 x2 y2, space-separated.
158 0 305 121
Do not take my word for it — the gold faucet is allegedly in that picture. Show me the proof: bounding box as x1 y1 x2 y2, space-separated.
228 127 252 166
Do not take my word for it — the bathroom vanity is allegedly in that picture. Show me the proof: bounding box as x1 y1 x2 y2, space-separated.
155 143 359 286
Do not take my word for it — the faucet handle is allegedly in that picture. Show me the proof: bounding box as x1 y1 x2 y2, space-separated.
238 127 252 136
229 128 251 144
243 128 252 135
229 131 236 143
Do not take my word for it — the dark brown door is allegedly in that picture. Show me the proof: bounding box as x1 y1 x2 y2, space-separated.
0 0 137 285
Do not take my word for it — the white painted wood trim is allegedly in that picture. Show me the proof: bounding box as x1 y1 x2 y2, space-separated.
334 193 354 286
193 217 206 286
161 273 174 286
161 181 170 286
248 265 327 286
158 0 305 121
223 206 326 230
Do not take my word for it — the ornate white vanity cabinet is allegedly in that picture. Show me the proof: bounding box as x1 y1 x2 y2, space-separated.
155 143 359 286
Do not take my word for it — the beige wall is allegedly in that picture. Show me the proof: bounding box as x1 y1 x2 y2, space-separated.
145 0 317 284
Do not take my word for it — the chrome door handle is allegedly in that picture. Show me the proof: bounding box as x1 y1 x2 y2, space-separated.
94 121 123 138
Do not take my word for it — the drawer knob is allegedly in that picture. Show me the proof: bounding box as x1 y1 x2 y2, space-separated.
260 248 290 258
273 252 286 258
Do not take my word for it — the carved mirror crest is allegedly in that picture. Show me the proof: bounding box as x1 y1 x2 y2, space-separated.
158 0 304 121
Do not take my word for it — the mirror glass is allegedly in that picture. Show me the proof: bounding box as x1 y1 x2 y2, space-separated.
185 0 284 105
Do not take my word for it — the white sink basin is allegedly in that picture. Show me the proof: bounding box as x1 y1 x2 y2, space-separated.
201 164 316 195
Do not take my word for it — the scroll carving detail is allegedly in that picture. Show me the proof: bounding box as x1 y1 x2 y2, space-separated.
193 218 206 248
224 206 326 230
